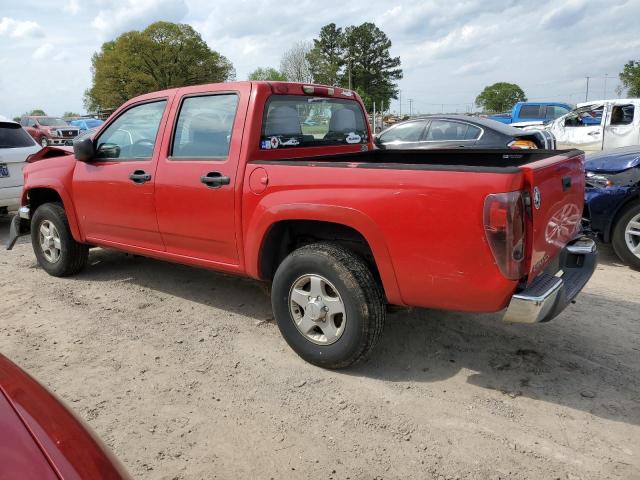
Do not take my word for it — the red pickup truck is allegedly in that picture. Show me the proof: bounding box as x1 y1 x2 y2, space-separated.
7 81 597 369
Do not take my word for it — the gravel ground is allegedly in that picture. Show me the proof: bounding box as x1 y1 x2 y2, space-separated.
1 213 639 479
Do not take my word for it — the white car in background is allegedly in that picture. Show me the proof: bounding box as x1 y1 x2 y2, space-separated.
0 116 40 214
525 99 640 152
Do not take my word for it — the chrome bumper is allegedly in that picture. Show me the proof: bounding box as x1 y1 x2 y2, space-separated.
503 236 597 324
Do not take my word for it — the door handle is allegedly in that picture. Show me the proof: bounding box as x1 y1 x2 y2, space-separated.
129 170 152 184
201 171 231 188
587 131 601 136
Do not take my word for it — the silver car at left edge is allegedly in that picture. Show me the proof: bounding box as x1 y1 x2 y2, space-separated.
0 115 40 214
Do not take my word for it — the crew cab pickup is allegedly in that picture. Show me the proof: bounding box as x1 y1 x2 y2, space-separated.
490 102 573 128
7 81 597 369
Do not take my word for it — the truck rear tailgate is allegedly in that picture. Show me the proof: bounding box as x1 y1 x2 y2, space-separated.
520 150 585 281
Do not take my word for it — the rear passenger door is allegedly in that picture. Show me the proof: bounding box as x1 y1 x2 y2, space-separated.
602 104 638 150
154 84 250 266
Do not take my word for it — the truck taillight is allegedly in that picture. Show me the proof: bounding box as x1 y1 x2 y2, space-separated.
483 191 526 280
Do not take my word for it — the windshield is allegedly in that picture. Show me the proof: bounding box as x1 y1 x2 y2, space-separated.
261 95 368 149
38 117 66 126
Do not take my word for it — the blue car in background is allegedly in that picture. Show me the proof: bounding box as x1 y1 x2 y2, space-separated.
584 146 640 268
489 102 573 126
69 118 104 132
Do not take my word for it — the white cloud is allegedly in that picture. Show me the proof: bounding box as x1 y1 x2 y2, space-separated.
540 0 587 29
64 0 81 15
453 57 500 76
0 17 43 38
2 0 640 118
91 0 188 39
32 43 54 60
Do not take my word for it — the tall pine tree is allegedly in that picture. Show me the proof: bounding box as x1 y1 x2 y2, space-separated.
307 22 402 111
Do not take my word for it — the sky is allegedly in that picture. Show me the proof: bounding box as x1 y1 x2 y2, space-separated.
0 0 639 118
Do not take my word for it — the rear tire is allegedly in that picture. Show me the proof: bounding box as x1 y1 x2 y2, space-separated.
271 243 385 369
611 202 640 270
31 202 89 277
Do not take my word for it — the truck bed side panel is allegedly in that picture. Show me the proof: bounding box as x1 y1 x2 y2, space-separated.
243 162 525 312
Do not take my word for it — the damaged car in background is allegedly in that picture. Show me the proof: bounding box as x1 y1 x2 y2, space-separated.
584 145 640 268
527 99 640 152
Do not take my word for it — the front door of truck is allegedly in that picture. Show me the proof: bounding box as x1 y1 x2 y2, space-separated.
154 84 250 267
552 104 605 152
602 103 639 150
73 99 169 250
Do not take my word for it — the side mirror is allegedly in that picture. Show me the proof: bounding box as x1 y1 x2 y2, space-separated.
73 136 95 161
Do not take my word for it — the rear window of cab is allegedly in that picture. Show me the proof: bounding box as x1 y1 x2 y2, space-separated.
260 95 368 149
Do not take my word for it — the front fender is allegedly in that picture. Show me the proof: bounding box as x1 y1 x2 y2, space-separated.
244 202 403 305
23 179 83 243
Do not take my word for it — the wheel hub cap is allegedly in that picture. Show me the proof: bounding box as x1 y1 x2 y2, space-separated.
289 274 346 345
39 220 61 263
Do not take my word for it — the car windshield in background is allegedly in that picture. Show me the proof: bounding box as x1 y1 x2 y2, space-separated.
260 95 367 149
38 117 66 126
0 122 36 148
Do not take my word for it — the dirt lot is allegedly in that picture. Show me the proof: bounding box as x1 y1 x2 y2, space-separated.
1 214 639 480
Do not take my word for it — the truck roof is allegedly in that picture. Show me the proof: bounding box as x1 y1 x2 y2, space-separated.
577 98 640 107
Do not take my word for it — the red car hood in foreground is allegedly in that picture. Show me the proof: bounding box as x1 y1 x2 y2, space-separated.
0 354 129 479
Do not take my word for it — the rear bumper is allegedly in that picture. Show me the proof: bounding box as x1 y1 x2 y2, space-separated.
503 236 597 323
0 186 22 209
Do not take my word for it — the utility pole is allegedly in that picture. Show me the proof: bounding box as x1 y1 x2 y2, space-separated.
408 99 414 116
399 90 402 117
373 101 376 135
585 76 590 102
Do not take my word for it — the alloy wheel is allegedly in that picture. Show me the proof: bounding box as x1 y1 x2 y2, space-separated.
39 220 61 263
624 213 640 259
289 274 346 345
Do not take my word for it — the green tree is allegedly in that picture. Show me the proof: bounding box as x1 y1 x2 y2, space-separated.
619 60 640 97
475 82 527 112
307 23 344 85
280 41 313 83
84 21 235 111
63 111 81 118
15 109 46 121
248 67 286 81
343 23 402 111
307 22 402 111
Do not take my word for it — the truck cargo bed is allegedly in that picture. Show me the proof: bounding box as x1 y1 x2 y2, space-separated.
254 148 583 173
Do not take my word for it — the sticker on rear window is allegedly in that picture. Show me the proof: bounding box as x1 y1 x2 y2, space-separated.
280 137 300 147
345 132 361 144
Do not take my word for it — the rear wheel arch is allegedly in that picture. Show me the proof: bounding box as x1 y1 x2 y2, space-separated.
258 220 392 302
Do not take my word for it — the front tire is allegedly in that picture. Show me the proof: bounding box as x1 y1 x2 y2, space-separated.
31 203 89 277
271 243 385 369
612 202 640 269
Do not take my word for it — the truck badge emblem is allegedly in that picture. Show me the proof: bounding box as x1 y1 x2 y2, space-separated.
533 187 541 210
